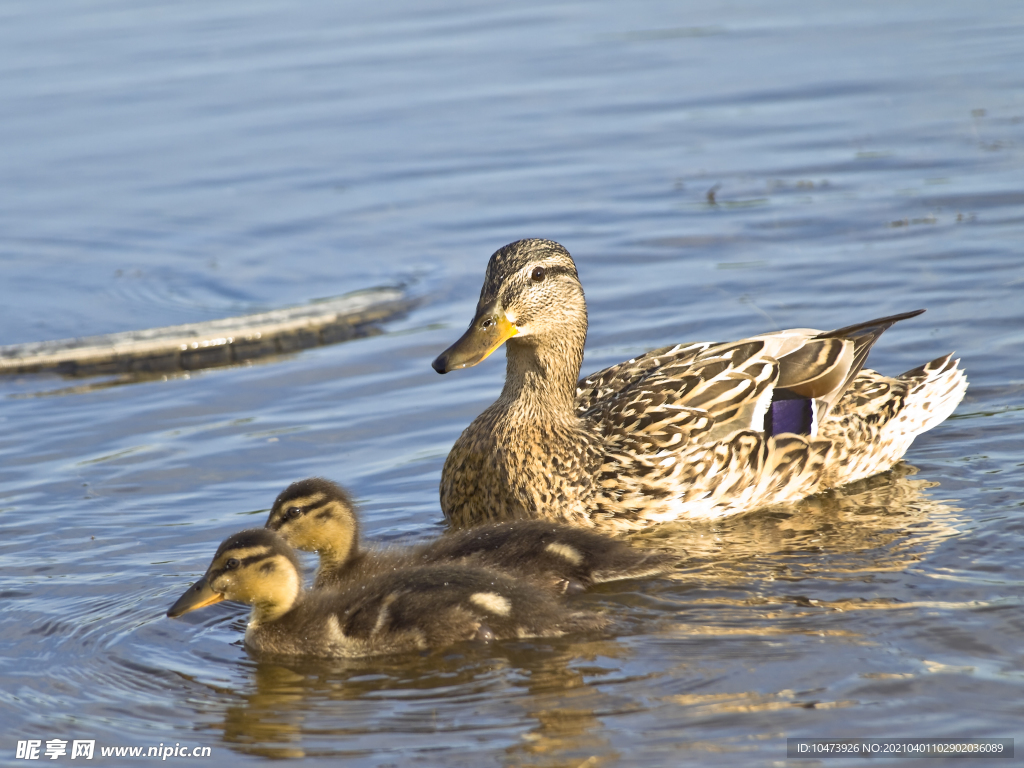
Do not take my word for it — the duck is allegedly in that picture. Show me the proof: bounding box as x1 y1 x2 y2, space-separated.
264 477 676 592
431 238 968 531
167 528 606 658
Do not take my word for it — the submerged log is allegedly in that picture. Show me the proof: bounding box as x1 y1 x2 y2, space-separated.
0 287 412 376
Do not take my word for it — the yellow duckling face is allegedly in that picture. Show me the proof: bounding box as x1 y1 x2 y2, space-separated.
264 478 359 566
432 239 586 373
167 529 301 623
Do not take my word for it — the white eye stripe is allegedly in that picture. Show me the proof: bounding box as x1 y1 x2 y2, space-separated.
220 545 272 565
279 492 325 509
522 261 573 279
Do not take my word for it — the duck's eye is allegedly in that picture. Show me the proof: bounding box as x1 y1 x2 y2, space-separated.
225 558 240 570
530 266 546 283
285 506 303 520
481 317 495 329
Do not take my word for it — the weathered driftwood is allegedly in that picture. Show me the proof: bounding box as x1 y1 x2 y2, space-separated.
0 287 411 376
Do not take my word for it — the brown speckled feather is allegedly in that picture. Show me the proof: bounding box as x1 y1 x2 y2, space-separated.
434 239 968 531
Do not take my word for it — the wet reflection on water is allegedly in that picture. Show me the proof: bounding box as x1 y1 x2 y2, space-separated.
643 462 962 586
216 640 633 763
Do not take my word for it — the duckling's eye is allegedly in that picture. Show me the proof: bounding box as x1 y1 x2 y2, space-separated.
225 558 240 570
285 506 303 520
530 266 546 283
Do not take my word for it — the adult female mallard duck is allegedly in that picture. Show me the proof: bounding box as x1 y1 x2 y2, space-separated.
265 477 676 592
432 239 968 531
167 528 605 657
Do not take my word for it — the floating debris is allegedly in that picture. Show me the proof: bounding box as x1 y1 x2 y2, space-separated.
0 287 412 376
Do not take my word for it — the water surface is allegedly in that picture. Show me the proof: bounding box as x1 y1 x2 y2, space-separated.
1 1 1022 765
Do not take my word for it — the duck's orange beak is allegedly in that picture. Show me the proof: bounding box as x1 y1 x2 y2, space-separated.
167 575 225 618
432 303 518 373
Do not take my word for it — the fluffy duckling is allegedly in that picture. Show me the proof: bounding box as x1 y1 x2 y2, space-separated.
265 477 676 592
431 238 968 530
168 528 606 657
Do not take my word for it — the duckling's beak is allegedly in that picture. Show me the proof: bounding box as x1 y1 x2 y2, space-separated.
167 575 225 618
432 303 518 373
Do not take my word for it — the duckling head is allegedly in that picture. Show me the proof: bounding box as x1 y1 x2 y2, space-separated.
167 528 302 624
432 239 588 378
265 478 359 570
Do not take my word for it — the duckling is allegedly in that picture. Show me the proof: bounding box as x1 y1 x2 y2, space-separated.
167 528 606 658
432 238 968 530
265 477 676 592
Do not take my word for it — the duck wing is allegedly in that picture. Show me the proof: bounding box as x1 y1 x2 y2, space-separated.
576 341 710 412
578 309 926 443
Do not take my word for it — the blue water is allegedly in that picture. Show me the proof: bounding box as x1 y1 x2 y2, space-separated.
1 1 1022 765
